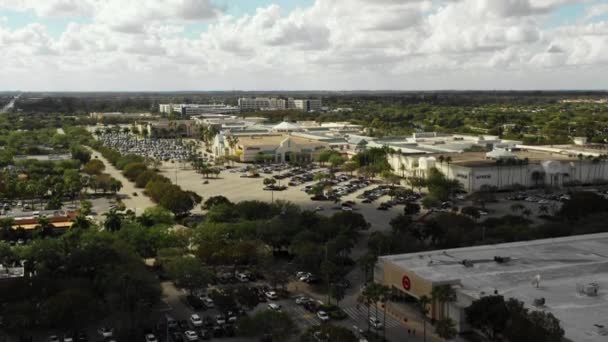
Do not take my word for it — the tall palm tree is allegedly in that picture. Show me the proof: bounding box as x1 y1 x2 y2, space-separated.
71 214 90 230
36 217 55 238
418 295 431 342
379 285 391 341
103 208 123 232
445 156 452 179
577 153 583 181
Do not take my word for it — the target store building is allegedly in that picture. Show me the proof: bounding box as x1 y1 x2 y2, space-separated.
374 233 608 340
375 252 469 331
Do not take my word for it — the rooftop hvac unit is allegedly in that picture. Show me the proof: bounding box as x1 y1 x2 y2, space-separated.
532 274 541 288
577 282 600 296
461 259 474 268
494 256 511 264
533 297 546 307
594 324 608 336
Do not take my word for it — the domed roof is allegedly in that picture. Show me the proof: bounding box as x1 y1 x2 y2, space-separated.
273 121 303 132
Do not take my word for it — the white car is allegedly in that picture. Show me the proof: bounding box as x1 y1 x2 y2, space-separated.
215 314 226 325
62 337 74 342
268 303 282 312
341 206 353 212
97 327 114 338
265 291 278 300
314 206 324 211
184 330 199 341
201 297 214 308
145 334 158 342
295 296 309 305
190 314 203 327
48 336 60 342
317 310 330 322
369 317 383 329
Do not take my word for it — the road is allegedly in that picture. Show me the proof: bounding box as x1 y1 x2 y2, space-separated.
87 147 155 214
1 93 20 113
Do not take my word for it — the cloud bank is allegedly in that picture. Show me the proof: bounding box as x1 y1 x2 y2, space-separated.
0 0 606 90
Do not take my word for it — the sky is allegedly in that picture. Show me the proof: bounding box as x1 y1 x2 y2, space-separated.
0 0 607 91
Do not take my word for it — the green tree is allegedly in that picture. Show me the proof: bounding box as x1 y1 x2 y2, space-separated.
103 208 123 232
300 324 357 342
418 295 431 342
82 159 105 175
165 256 212 295
236 310 296 341
435 318 457 340
70 146 91 164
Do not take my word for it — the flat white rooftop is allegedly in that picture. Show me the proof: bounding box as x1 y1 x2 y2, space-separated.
380 233 608 342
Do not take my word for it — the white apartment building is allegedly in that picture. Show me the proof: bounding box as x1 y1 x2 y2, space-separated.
159 104 239 116
294 99 323 112
238 97 321 112
238 98 273 111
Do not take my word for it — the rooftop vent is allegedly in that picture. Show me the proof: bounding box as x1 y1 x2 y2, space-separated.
532 274 541 288
533 297 546 307
577 282 600 297
462 259 474 268
494 256 511 264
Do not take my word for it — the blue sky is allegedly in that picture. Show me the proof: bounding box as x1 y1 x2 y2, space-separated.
0 0 607 91
0 0 316 38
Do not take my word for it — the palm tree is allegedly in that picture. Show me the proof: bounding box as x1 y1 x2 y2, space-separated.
378 285 391 341
577 153 584 181
495 159 503 189
358 253 377 284
71 214 90 230
445 156 452 179
510 203 525 214
357 291 373 332
399 163 406 178
432 284 457 319
103 208 122 232
36 217 54 238
418 295 431 342
435 317 458 340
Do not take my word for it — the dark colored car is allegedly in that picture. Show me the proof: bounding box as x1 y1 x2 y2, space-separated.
212 326 223 338
198 329 211 340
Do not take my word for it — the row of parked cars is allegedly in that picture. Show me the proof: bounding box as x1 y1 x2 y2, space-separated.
166 311 240 341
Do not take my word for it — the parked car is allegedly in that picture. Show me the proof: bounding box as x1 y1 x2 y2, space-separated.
317 310 330 322
48 336 60 342
268 303 282 312
295 296 309 305
97 327 114 338
190 314 203 327
215 314 226 325
184 330 199 341
201 297 214 308
265 291 278 300
198 329 211 340
145 334 158 342
369 317 383 329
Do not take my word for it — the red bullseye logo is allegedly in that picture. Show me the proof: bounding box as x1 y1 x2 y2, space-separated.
402 275 411 290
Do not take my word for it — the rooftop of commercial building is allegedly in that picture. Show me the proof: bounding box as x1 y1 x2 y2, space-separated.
441 150 579 167
237 134 327 147
380 233 608 341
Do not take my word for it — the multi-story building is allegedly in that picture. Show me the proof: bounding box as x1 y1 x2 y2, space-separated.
238 97 321 112
159 104 240 116
238 98 273 111
294 99 323 112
